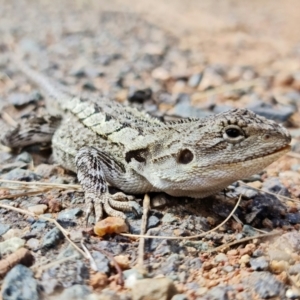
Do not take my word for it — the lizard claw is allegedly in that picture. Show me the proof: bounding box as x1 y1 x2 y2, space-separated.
84 191 142 223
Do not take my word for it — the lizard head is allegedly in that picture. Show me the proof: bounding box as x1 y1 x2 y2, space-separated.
127 108 291 198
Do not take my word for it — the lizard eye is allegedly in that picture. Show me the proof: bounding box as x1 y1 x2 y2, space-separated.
177 149 194 164
225 128 241 138
224 126 245 142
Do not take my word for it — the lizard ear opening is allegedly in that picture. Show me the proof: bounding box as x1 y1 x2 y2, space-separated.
177 149 194 164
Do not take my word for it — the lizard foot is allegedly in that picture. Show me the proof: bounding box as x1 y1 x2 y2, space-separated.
84 191 142 223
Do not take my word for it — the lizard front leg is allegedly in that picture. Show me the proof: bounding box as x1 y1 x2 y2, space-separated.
75 146 141 222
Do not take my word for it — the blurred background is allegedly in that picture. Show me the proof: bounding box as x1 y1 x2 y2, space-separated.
1 0 300 124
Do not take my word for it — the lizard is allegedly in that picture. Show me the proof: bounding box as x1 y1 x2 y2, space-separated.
1 58 292 222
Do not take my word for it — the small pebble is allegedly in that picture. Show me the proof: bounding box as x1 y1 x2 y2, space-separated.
124 269 145 289
214 253 228 263
250 257 269 271
239 254 250 266
113 255 130 269
131 277 177 300
286 288 300 299
269 260 289 274
27 204 48 215
26 238 40 251
0 237 25 255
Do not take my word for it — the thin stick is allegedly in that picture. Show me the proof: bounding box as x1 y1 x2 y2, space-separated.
81 242 98 272
0 189 52 200
238 181 300 203
0 179 81 190
121 194 242 240
208 231 280 253
0 203 87 258
0 179 82 190
92 246 124 286
137 194 150 268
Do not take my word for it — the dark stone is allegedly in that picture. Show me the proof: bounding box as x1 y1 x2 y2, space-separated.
2 265 39 300
250 257 269 271
91 251 110 274
262 177 291 198
82 81 96 91
57 208 83 224
16 152 32 163
187 73 202 88
245 193 287 226
154 240 172 256
70 67 86 78
187 257 202 269
42 227 64 248
242 225 257 237
252 249 264 257
287 213 300 225
128 88 152 103
128 219 142 235
147 215 160 229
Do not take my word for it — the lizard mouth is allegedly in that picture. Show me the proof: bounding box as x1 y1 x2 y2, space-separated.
269 145 291 155
223 144 291 165
247 144 291 163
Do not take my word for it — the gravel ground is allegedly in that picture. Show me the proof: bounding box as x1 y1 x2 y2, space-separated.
0 1 300 299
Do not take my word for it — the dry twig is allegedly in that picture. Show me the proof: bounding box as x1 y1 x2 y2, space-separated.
0 203 87 258
137 194 150 269
121 194 242 240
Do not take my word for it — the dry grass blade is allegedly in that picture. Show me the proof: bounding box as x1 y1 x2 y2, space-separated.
81 242 98 272
0 179 82 190
208 231 281 253
0 189 53 200
91 245 124 286
0 203 87 258
121 194 242 240
238 181 300 203
137 194 150 269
